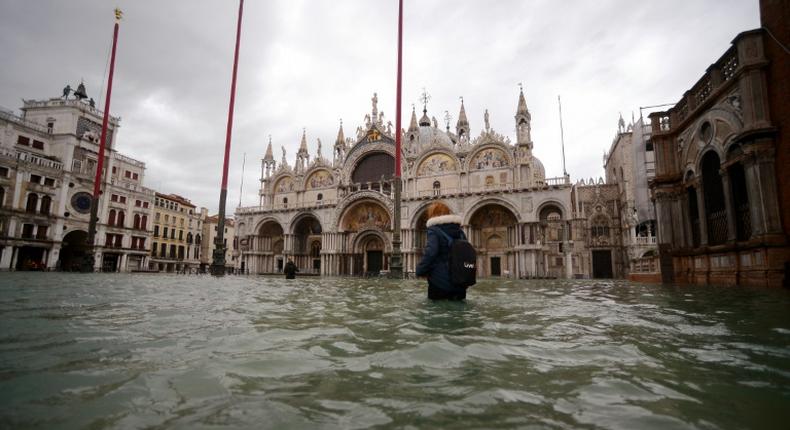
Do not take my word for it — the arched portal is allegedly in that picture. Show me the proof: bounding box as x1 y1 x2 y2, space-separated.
292 214 322 273
253 220 284 274
60 230 88 271
340 200 391 276
468 203 517 277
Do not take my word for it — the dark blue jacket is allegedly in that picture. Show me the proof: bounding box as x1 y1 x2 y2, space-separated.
415 215 467 299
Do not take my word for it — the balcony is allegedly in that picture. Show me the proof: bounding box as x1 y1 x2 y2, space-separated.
0 147 63 171
633 236 657 246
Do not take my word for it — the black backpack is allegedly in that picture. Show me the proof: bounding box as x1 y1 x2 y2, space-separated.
434 227 477 288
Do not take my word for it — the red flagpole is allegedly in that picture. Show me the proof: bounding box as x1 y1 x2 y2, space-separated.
389 0 404 278
394 0 403 179
83 9 122 272
211 0 244 276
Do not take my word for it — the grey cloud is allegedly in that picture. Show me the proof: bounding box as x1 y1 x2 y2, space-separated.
0 0 760 211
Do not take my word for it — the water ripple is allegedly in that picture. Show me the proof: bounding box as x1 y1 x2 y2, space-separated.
0 273 788 429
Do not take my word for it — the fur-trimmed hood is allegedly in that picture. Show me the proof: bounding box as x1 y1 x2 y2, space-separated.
426 214 462 227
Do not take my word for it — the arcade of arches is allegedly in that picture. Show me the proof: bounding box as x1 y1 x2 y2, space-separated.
241 199 581 278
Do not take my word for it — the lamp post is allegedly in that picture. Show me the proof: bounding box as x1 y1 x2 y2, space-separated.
389 0 404 279
211 0 245 276
82 8 122 272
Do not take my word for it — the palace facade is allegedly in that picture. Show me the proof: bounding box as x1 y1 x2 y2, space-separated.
235 90 629 279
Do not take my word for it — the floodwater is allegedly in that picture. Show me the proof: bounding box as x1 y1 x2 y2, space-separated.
0 274 788 429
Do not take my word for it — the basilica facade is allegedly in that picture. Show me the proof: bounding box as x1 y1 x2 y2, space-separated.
235 90 624 279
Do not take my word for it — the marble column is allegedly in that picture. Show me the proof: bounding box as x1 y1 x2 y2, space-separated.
720 169 737 242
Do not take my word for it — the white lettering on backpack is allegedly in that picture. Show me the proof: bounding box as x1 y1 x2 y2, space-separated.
464 262 475 269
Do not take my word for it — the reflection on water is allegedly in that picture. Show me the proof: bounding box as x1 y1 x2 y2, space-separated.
0 274 788 429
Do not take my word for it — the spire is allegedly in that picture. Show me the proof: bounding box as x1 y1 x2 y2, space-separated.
263 135 274 161
457 97 469 127
515 84 532 145
456 97 470 142
516 85 528 116
408 105 418 132
335 120 345 145
298 128 308 154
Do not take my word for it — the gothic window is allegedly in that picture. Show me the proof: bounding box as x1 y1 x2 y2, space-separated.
728 160 751 241
117 211 125 228
187 232 193 244
133 214 141 229
39 195 51 215
108 209 117 226
701 151 727 245
433 181 440 196
26 193 38 213
141 215 147 230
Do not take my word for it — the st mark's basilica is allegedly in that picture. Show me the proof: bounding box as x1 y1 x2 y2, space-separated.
235 90 629 278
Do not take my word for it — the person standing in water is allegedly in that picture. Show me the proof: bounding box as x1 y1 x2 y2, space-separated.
415 203 476 300
284 259 298 279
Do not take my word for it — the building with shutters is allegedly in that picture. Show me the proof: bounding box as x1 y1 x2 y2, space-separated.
149 193 202 273
0 84 154 271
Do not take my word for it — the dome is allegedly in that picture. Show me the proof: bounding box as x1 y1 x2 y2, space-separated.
416 123 453 149
532 156 546 181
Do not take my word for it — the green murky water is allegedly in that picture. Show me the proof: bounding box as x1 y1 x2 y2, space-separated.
0 273 788 429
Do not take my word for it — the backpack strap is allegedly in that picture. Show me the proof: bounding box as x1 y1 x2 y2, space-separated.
431 226 453 246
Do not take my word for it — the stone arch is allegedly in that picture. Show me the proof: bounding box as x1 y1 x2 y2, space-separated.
463 197 521 225
465 143 514 171
414 149 459 176
254 216 283 235
683 109 742 168
290 212 322 272
467 201 518 277
535 200 567 221
303 167 335 190
271 174 295 195
332 190 393 232
339 199 391 234
410 200 456 229
342 144 396 185
350 151 395 185
59 229 88 271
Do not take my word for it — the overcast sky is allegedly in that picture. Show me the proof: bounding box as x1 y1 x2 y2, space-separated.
0 0 760 213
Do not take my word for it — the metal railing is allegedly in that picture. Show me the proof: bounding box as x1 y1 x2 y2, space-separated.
0 108 51 134
0 147 63 170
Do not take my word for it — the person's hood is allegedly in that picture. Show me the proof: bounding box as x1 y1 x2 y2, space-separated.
426 214 462 227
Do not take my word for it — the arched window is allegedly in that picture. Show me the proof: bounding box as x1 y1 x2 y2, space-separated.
283 197 288 208
26 193 38 213
116 210 125 228
195 234 201 245
133 214 141 229
187 232 193 244
701 152 727 245
317 193 323 201
108 209 116 226
39 195 52 215
433 180 441 196
141 215 147 230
